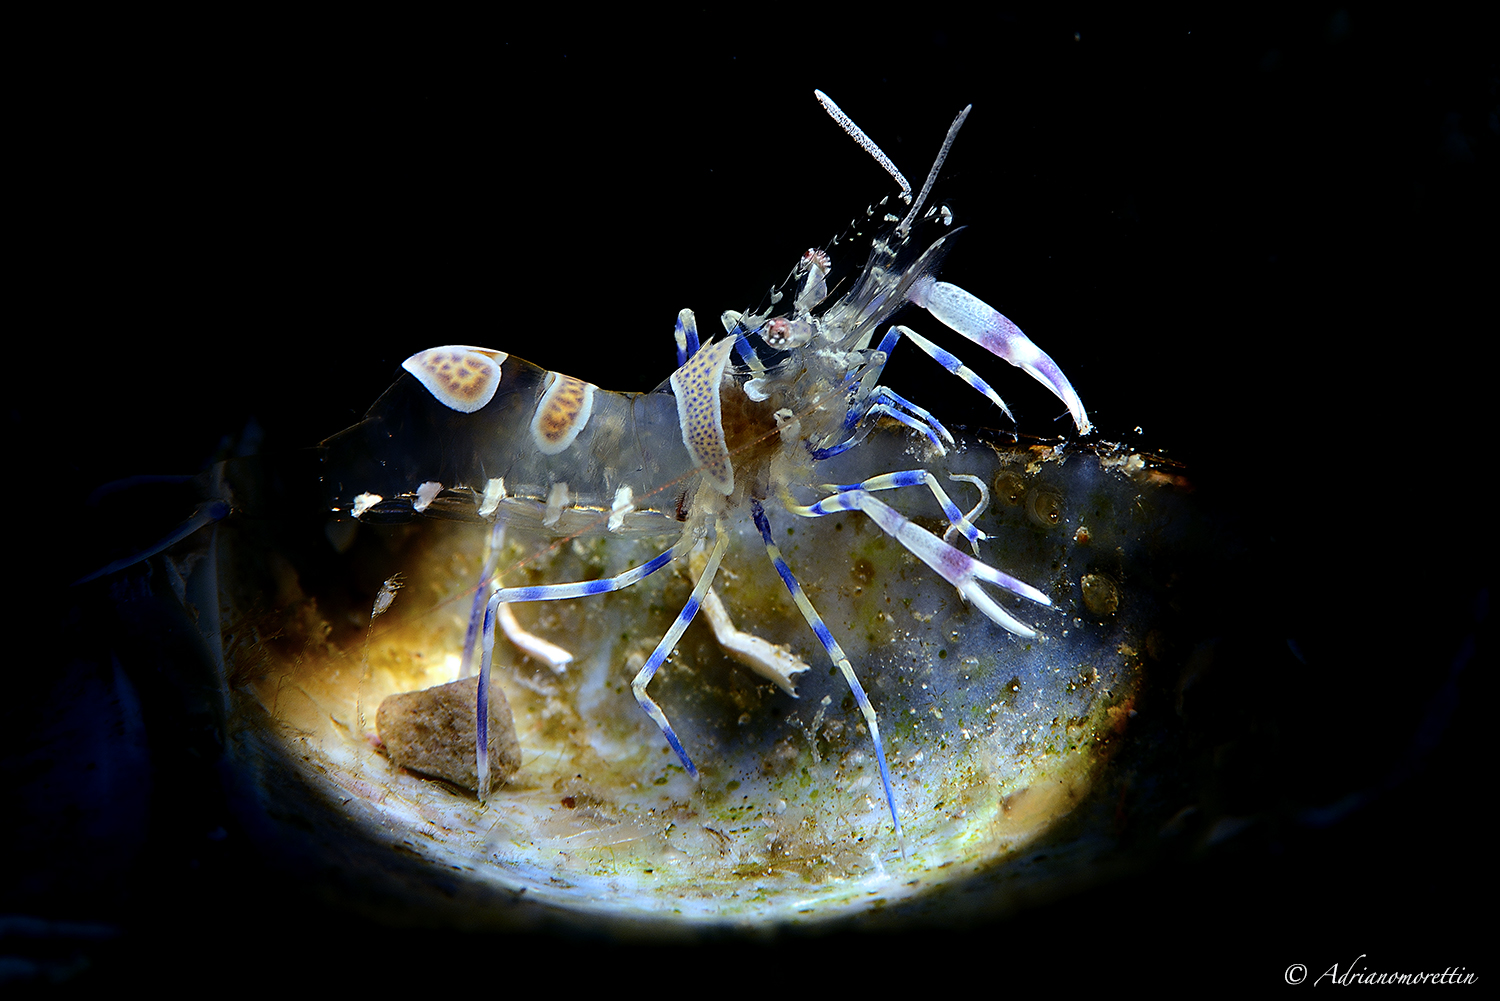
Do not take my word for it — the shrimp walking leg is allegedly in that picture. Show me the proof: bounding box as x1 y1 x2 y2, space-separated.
790 470 988 552
867 386 955 448
496 605 574 674
459 521 573 679
629 522 732 778
944 474 991 550
475 547 676 797
687 549 810 697
674 308 701 366
864 401 952 453
750 499 904 843
458 520 503 679
851 491 1052 638
877 325 1016 424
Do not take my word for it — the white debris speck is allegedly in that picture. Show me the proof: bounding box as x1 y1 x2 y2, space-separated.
478 477 507 517
350 492 382 519
543 482 570 527
412 481 443 513
608 485 635 533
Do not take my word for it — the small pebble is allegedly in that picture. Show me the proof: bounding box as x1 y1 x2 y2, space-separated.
377 676 521 792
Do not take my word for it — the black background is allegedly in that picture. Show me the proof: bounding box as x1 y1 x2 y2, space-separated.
11 8 1492 988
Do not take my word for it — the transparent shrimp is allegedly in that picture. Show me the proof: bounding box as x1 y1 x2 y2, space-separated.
321 91 1093 845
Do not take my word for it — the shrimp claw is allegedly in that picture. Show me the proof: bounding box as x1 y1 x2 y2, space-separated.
907 278 1093 434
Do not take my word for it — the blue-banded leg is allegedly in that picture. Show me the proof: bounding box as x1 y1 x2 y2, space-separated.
749 498 905 849
473 546 676 797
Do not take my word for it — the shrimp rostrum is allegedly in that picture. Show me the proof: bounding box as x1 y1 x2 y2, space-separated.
322 91 1091 843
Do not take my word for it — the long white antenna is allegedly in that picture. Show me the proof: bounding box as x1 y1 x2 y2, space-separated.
898 103 970 236
814 89 912 203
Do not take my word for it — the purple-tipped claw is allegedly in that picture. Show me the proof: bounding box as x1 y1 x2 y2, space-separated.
909 277 1093 434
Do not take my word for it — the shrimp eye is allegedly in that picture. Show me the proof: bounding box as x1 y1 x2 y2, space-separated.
765 317 791 348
